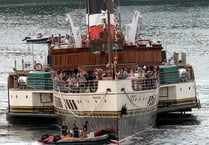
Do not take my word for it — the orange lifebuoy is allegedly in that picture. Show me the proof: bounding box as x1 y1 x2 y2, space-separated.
34 63 43 71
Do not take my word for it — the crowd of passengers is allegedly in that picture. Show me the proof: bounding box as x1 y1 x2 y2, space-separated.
53 65 159 93
54 68 98 93
116 65 158 80
48 34 74 44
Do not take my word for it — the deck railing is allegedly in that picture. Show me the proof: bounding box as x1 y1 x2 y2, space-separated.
11 66 194 91
54 77 159 93
54 79 98 93
131 78 158 91
159 67 194 85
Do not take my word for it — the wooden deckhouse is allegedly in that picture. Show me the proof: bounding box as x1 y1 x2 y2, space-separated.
49 42 164 71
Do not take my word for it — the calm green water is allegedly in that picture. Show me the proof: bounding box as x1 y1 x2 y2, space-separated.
0 0 209 144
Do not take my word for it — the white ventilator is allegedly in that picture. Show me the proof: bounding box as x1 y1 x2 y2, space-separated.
125 11 142 45
66 14 82 48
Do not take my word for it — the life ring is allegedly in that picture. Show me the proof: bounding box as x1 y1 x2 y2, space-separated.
34 63 43 71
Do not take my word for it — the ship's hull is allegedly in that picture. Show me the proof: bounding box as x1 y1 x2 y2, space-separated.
158 63 200 113
7 89 57 123
53 79 159 141
55 106 157 140
158 81 199 114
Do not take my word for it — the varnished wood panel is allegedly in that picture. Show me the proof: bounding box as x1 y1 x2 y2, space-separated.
51 44 163 70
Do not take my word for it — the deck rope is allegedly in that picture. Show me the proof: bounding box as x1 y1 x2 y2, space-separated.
122 80 159 108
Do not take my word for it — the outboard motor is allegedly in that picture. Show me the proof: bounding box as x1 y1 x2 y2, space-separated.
53 135 61 142
22 37 31 41
41 134 49 140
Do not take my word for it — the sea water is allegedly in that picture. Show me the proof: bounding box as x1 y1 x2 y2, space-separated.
0 0 209 144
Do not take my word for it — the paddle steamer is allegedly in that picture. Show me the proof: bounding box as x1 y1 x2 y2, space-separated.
49 0 162 141
7 60 57 123
6 0 200 142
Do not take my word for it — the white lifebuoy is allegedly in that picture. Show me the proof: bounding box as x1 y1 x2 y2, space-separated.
34 63 43 71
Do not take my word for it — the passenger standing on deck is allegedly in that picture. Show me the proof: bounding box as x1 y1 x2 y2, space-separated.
72 123 79 138
82 121 88 137
113 57 118 80
61 123 68 136
50 34 56 44
57 34 62 43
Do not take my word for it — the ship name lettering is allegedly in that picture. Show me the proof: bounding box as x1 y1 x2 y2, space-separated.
130 95 136 98
93 96 101 99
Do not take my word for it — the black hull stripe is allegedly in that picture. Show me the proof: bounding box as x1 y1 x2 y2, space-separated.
10 106 54 113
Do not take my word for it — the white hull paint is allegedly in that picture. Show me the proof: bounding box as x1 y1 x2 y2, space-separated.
54 80 159 112
158 81 198 113
159 81 196 101
8 89 54 113
53 79 159 140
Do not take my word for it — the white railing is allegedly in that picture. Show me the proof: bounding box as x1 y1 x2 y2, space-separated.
131 78 158 91
54 79 98 93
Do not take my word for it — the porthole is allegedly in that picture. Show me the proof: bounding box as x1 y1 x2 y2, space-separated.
26 95 28 99
95 100 97 103
104 100 107 103
180 88 182 91
189 87 191 90
16 95 18 98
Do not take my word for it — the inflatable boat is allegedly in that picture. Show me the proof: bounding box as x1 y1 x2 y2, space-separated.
38 129 113 145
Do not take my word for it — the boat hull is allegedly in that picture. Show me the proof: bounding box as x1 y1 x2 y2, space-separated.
55 106 157 141
39 134 110 145
53 79 159 141
26 37 49 43
6 112 57 124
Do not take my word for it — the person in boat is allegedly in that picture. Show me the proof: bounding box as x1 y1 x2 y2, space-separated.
61 123 68 136
37 33 43 38
49 34 56 44
72 123 79 138
82 121 88 137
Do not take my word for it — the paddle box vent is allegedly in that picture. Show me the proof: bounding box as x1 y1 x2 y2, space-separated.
159 65 179 84
27 71 52 90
